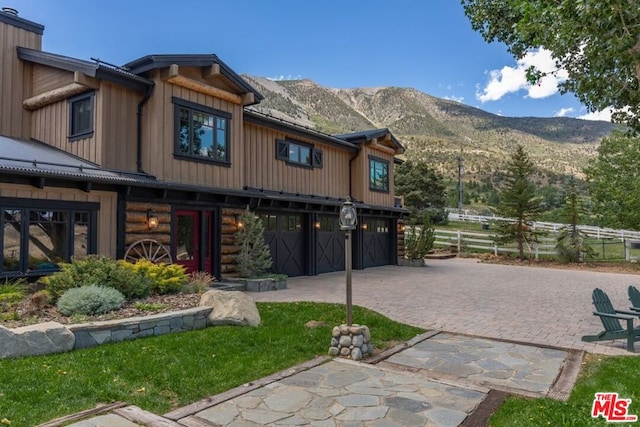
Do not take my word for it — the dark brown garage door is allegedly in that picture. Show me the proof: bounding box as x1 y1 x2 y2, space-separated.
362 218 391 268
260 213 305 277
315 215 344 274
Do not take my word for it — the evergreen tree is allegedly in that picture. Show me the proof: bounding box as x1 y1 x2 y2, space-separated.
555 177 596 263
234 208 273 278
495 144 542 260
394 160 448 223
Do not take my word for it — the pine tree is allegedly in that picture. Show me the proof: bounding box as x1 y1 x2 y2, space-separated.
234 208 273 278
495 144 542 260
555 177 596 262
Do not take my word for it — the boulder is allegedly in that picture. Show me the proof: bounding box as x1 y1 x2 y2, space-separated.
199 290 261 326
0 322 75 359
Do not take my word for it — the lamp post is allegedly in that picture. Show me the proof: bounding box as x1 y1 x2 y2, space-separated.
339 198 357 326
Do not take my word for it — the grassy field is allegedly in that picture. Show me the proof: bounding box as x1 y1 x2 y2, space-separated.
0 302 424 426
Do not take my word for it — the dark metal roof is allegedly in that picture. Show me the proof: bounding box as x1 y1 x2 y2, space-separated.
334 128 405 153
17 47 154 93
244 110 358 151
0 136 156 185
124 54 263 103
0 9 44 34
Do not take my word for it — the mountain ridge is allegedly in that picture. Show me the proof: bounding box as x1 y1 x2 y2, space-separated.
242 75 619 183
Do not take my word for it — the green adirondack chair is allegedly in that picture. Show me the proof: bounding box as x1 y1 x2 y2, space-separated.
581 288 640 352
629 285 640 312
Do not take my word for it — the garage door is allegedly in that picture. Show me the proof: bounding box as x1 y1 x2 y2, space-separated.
362 218 391 268
315 215 344 274
261 213 305 277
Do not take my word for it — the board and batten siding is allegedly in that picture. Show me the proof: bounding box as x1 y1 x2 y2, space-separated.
0 184 118 257
31 64 73 95
0 18 41 139
141 72 244 189
31 96 101 164
351 147 396 207
99 82 138 171
244 122 350 198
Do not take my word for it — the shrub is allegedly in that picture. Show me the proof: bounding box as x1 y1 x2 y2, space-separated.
39 256 153 302
181 271 214 294
110 260 153 299
404 215 435 260
132 260 188 295
235 207 273 278
57 285 125 316
0 278 27 305
30 290 50 310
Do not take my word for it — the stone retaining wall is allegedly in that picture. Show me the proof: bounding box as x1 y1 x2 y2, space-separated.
68 307 213 349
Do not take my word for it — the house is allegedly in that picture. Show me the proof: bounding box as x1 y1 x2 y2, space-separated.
0 8 406 280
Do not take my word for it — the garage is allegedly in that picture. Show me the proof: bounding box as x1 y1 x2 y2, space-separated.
315 215 345 274
260 213 306 277
361 218 392 268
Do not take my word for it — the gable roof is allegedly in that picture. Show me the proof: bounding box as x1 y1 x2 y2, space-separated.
334 129 404 154
124 54 263 103
17 47 154 93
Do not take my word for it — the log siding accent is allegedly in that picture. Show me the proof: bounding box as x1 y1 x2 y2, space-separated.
221 207 243 275
124 202 171 246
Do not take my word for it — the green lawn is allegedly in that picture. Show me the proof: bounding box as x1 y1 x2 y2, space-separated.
0 302 424 426
490 354 640 426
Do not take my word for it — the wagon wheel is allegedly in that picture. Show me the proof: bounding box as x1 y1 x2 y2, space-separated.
124 239 172 264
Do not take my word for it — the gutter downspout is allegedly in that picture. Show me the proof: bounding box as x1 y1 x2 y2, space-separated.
348 147 360 200
136 82 155 174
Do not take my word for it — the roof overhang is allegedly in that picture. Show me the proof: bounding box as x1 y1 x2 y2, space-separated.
334 128 405 155
124 54 263 105
244 110 358 151
17 47 154 93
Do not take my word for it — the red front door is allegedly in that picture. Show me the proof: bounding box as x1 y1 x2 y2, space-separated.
175 210 213 274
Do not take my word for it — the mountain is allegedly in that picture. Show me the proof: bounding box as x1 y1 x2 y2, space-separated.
243 75 619 185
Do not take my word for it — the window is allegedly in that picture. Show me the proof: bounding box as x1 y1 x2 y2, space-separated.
276 139 323 168
369 157 389 192
68 92 94 140
173 98 231 164
1 199 97 276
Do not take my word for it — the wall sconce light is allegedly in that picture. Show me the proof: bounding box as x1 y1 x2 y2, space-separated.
147 210 159 230
361 223 368 231
314 221 321 230
235 215 244 230
398 224 406 232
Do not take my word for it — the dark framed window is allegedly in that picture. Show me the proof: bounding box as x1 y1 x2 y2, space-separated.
369 156 389 192
276 139 323 168
68 91 94 141
173 97 231 165
1 198 98 277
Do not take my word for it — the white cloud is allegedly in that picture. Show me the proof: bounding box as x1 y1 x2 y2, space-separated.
267 74 302 81
578 108 613 122
443 95 464 103
554 108 574 117
476 49 568 102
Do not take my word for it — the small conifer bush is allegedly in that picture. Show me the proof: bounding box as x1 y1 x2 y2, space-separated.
235 208 273 278
57 285 125 316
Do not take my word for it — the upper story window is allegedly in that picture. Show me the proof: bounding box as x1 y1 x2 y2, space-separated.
173 97 231 165
275 139 323 168
68 91 94 141
369 156 389 192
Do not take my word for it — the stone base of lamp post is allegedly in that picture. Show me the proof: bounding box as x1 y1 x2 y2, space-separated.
328 324 372 361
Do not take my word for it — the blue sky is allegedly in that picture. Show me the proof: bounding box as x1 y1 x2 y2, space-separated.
5 0 609 121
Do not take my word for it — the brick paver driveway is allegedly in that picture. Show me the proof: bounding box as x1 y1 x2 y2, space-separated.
251 257 640 355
